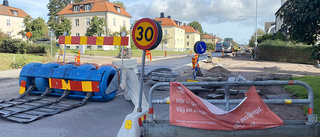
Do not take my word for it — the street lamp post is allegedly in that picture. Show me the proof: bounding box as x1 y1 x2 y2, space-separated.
239 0 258 59
254 0 258 59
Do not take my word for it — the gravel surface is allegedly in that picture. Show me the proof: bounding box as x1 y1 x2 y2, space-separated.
179 53 320 120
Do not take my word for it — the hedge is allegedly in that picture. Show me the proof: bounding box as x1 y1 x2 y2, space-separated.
0 38 46 54
258 40 315 64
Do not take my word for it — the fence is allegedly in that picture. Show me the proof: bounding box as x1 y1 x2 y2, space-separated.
147 80 317 125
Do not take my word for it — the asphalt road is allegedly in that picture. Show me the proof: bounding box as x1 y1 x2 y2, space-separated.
0 52 221 137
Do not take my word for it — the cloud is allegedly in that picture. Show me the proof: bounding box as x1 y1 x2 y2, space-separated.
127 0 281 25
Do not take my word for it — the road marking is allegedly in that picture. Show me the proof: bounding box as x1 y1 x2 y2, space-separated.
116 92 124 96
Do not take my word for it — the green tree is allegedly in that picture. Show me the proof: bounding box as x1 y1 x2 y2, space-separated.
188 21 203 34
47 0 81 32
23 17 47 41
54 15 72 38
86 16 106 36
274 31 287 41
276 0 320 45
112 1 126 10
248 28 265 47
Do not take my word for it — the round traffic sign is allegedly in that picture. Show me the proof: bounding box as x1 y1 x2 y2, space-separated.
132 18 160 50
148 20 162 50
26 32 32 37
194 41 207 54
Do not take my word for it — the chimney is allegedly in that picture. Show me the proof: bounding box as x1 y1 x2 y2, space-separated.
167 15 171 19
183 23 186 26
3 0 8 6
160 12 164 18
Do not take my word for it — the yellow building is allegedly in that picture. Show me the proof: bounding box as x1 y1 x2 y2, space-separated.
201 34 217 44
0 0 30 40
57 0 131 50
154 14 186 52
184 25 200 51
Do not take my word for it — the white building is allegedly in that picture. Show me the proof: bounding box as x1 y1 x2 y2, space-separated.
0 0 30 40
57 0 131 50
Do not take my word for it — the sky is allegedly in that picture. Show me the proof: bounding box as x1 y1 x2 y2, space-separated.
8 0 282 45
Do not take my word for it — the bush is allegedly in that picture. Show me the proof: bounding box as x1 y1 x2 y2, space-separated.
206 43 215 50
258 40 315 64
0 38 48 54
0 39 22 53
10 57 26 69
25 43 46 53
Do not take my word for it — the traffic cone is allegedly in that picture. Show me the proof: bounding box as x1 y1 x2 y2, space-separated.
75 50 81 63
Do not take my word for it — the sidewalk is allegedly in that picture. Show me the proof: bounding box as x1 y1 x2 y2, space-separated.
0 69 21 80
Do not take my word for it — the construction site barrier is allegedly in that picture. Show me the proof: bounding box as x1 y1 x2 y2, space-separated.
138 81 320 137
148 81 316 125
19 62 118 102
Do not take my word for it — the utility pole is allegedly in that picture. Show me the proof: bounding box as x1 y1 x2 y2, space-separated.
254 0 258 59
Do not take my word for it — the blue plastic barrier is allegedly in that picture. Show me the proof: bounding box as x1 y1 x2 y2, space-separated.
19 62 118 102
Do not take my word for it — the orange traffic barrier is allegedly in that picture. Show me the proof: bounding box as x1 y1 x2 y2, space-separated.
195 54 198 60
190 50 192 55
75 50 81 63
146 50 152 61
222 51 224 57
191 58 199 69
165 51 167 57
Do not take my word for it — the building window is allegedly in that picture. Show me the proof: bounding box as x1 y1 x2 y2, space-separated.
114 6 121 13
84 4 91 11
11 10 18 15
76 46 79 49
73 5 80 12
212 39 214 42
87 46 91 49
22 21 24 27
187 42 189 46
6 32 11 37
113 18 116 26
75 19 79 26
98 46 102 49
76 33 80 36
123 20 126 27
86 18 90 26
6 20 10 26
164 30 167 35
187 35 189 39
205 39 207 42
66 46 70 49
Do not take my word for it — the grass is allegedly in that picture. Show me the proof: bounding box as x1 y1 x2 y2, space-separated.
0 53 47 71
283 76 320 116
65 49 186 57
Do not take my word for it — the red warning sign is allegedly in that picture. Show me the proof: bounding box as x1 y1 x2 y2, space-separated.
169 82 284 130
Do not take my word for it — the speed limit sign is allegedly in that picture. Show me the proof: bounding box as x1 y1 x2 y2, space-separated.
132 18 162 50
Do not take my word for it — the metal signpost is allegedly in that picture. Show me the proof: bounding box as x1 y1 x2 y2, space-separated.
120 31 127 84
63 31 68 62
132 18 162 112
193 41 206 79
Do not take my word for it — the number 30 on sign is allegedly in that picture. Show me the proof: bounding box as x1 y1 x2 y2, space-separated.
132 18 162 50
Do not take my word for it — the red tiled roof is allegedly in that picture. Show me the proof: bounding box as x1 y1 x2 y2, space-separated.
154 17 185 29
0 4 30 18
185 25 200 34
57 0 131 18
202 34 215 39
